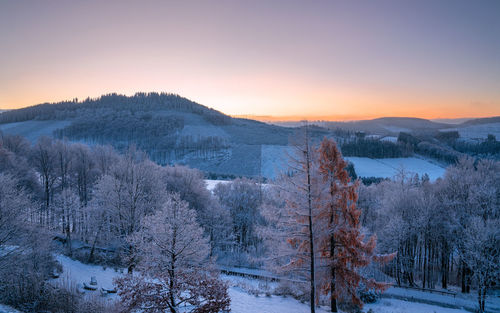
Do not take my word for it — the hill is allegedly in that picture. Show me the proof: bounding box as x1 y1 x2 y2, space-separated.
0 93 330 178
458 116 500 126
323 117 451 135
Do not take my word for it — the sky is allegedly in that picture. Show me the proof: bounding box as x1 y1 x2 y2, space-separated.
0 0 499 120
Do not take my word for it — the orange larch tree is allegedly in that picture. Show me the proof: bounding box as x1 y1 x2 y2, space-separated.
317 138 394 312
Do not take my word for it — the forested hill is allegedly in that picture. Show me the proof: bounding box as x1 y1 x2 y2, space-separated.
0 93 230 125
0 93 329 177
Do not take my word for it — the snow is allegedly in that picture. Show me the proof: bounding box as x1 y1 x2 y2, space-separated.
205 179 231 191
261 144 294 179
441 123 500 140
363 298 469 313
345 157 446 181
0 120 71 142
228 286 331 313
0 304 21 313
385 287 500 313
54 254 123 292
261 145 446 181
380 136 398 143
53 254 492 313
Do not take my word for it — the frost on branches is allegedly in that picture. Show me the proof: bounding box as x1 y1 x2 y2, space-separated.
115 193 230 313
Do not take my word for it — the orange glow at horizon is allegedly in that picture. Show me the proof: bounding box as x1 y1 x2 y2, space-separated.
1 1 499 120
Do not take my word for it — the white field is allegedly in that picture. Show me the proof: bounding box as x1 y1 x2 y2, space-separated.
345 157 446 181
261 145 446 181
380 136 398 143
205 179 231 191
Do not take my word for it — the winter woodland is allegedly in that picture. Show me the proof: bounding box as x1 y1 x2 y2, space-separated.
0 130 498 313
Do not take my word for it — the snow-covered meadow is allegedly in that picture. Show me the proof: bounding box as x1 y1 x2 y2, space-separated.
261 145 446 181
51 254 476 313
344 157 445 181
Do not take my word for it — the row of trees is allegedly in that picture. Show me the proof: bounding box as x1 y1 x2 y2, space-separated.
341 137 408 158
358 159 500 312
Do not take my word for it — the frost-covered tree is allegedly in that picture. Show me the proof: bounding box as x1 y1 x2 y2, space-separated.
31 136 57 225
213 178 263 254
460 217 499 313
160 165 233 256
52 189 80 256
115 193 230 313
0 174 30 265
270 127 321 313
91 149 165 269
445 159 500 312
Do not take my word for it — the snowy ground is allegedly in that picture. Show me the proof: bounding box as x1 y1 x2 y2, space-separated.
363 298 469 313
261 145 447 181
53 254 124 297
47 255 490 313
0 304 21 313
380 136 398 143
384 286 500 313
205 179 231 191
345 157 446 181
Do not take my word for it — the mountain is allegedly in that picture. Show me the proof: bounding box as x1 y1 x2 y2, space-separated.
0 93 330 178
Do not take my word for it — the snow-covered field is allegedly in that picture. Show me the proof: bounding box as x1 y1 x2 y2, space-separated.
205 179 231 191
380 136 398 143
261 145 446 181
49 254 481 313
345 157 446 181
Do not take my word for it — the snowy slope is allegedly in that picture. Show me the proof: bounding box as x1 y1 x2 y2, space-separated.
0 120 71 142
261 144 294 179
0 304 22 313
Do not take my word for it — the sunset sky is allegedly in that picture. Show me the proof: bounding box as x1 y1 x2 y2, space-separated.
1 0 499 120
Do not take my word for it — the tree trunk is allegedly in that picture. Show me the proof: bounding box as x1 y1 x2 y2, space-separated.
305 132 316 313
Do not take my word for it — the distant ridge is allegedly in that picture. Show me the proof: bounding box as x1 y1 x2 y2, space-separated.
458 116 500 126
